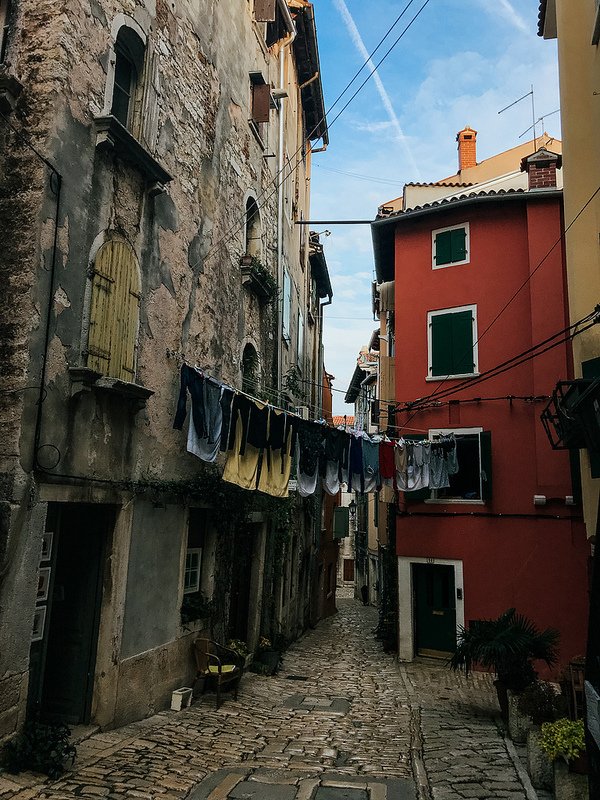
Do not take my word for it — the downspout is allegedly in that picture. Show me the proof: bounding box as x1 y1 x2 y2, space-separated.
276 20 296 398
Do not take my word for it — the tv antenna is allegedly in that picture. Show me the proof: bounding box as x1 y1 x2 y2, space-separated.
519 108 560 139
498 85 537 150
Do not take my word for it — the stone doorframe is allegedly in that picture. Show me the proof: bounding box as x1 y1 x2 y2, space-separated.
397 556 464 662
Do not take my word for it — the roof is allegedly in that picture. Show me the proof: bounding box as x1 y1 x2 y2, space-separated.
371 187 562 282
292 3 328 145
538 0 547 36
345 364 366 403
333 414 354 427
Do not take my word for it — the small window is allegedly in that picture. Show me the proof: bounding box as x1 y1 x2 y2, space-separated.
245 197 261 257
297 308 304 368
184 511 205 595
428 305 478 379
0 0 10 63
111 27 145 130
242 343 259 395
432 223 470 268
427 428 492 503
87 240 141 381
282 268 292 342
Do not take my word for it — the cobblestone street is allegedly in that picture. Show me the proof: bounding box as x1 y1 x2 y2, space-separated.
0 593 540 800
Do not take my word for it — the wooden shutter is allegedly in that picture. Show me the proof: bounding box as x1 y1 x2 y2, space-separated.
87 240 140 381
582 357 600 477
450 227 467 262
430 312 454 376
254 0 276 21
434 230 453 265
333 507 350 539
252 82 271 124
480 431 492 503
138 39 161 152
451 310 475 374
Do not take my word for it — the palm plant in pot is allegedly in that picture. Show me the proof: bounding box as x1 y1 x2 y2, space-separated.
449 608 559 720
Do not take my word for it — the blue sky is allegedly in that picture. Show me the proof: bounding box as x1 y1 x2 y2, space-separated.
310 0 560 414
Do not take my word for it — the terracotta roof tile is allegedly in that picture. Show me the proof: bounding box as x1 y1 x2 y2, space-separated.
333 415 354 426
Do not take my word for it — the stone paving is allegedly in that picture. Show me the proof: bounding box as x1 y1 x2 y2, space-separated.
0 592 542 800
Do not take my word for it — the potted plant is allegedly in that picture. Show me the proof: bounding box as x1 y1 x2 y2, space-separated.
540 718 588 799
249 635 281 676
226 638 251 667
517 681 562 790
239 255 277 302
449 608 559 720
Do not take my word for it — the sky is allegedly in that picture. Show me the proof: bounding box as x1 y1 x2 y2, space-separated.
309 0 561 415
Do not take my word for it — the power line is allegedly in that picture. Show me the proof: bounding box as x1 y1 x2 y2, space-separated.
192 0 431 272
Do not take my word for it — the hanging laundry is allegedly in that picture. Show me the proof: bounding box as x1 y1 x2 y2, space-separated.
348 432 364 493
394 438 408 490
219 387 235 452
222 400 266 490
321 427 349 496
257 410 295 498
379 439 395 488
297 419 325 476
296 442 320 497
362 437 380 493
173 364 206 435
187 379 224 463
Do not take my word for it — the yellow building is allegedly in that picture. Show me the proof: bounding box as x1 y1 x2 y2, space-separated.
539 1 600 539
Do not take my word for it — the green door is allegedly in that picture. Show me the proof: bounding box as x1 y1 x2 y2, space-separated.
414 563 456 657
40 504 108 724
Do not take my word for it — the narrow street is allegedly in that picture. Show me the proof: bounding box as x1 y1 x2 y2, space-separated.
1 592 538 800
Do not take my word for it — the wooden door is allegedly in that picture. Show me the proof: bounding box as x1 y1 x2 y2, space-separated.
343 559 355 582
413 563 456 658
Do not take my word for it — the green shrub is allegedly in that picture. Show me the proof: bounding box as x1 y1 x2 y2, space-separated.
540 718 585 763
517 681 562 724
1 721 76 778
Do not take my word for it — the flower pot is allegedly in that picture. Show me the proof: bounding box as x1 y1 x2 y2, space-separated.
553 760 588 800
527 726 553 791
508 690 533 743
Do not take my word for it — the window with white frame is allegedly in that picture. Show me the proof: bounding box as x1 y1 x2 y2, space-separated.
184 510 205 594
432 222 470 269
427 305 478 379
426 427 492 503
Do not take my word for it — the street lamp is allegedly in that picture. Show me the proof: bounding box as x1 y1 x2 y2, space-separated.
349 499 356 518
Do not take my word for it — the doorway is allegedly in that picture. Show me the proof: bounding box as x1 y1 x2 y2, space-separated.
31 503 111 724
229 526 255 642
343 559 355 582
413 563 457 658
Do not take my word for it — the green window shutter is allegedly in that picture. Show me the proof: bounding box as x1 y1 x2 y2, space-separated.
404 434 430 502
480 430 492 503
435 230 453 265
431 312 455 376
451 310 475 375
582 357 600 478
333 506 350 539
450 227 467 262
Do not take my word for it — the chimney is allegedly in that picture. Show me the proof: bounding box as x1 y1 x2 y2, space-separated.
456 126 477 172
520 147 562 190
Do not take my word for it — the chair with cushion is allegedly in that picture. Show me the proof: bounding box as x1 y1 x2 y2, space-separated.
193 638 243 709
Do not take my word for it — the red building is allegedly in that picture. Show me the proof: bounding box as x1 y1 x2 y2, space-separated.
371 134 589 675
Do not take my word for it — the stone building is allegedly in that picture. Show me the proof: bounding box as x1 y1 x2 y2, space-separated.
0 0 330 736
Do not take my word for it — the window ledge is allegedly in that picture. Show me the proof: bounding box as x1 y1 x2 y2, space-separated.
432 259 470 270
426 372 480 382
241 264 276 302
0 67 23 113
69 367 153 409
424 498 485 505
93 115 172 192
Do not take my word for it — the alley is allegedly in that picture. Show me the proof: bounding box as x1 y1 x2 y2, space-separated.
0 593 535 800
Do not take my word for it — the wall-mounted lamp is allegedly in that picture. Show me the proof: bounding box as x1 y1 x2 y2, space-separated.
533 495 547 506
349 499 357 518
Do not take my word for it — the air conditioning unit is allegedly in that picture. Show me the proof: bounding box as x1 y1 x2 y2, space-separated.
296 405 309 420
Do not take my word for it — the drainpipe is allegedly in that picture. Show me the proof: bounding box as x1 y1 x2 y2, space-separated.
276 22 296 399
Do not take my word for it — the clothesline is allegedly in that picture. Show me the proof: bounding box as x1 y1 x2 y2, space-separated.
172 365 460 499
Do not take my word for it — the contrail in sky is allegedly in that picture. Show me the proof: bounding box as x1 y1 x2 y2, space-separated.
494 0 528 32
332 0 422 180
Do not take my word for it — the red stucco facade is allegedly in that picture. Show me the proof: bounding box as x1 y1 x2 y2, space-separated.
392 193 589 675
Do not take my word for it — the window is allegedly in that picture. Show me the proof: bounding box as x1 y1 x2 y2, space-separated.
297 308 304 368
87 239 141 381
427 305 478 379
432 223 470 268
242 343 259 394
111 27 145 129
184 510 205 594
593 0 600 45
0 0 10 63
282 268 292 342
245 197 261 257
427 428 492 503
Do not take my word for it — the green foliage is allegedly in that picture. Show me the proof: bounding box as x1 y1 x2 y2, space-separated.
258 635 272 651
226 639 250 660
449 608 559 691
516 680 563 724
180 591 213 626
1 721 76 778
540 718 585 763
247 256 278 301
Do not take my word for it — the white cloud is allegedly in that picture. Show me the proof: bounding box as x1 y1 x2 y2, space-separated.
488 0 529 33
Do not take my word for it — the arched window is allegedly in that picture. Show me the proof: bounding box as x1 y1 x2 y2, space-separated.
245 197 261 258
241 343 259 395
87 239 141 381
111 26 145 129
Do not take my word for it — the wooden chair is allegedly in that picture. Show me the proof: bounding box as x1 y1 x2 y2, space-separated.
193 638 243 709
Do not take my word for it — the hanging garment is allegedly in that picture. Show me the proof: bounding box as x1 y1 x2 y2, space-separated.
186 379 223 463
379 439 396 487
321 428 349 495
394 439 408 490
173 364 206 435
409 441 430 490
246 401 270 450
297 420 325 476
349 432 364 492
222 401 264 490
323 460 341 495
219 386 235 452
428 443 450 490
296 443 319 497
446 435 459 476
362 437 380 493
257 410 294 498
339 431 351 487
